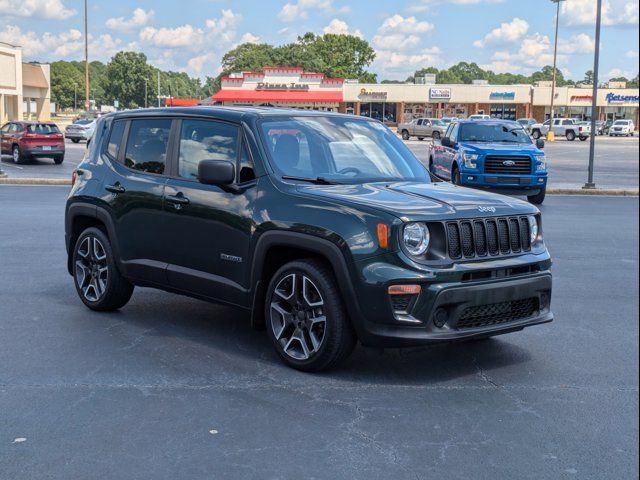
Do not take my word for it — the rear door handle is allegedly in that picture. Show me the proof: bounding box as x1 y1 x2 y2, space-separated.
105 183 125 194
166 193 190 209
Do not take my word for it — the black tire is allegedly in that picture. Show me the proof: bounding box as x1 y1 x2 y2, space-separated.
417 137 425 141
265 259 356 372
72 227 134 311
531 130 541 140
54 155 64 164
566 131 576 141
401 130 410 140
71 139 80 144
579 135 588 141
432 131 441 140
12 145 25 164
452 166 461 185
527 188 546 205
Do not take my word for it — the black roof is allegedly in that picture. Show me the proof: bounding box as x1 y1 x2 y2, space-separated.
109 106 361 122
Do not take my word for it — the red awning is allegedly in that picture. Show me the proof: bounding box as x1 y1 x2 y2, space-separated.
212 89 342 103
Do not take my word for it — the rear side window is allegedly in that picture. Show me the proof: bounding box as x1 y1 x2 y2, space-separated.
178 119 238 180
124 119 172 175
106 120 125 160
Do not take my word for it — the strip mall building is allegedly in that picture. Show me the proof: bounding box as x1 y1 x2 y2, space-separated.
212 67 640 126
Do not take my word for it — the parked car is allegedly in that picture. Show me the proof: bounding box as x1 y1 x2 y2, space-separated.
609 119 636 136
428 120 548 204
0 121 65 164
517 118 537 134
468 114 491 121
397 117 446 140
604 119 614 135
594 120 606 136
65 108 553 371
530 118 590 141
65 118 96 143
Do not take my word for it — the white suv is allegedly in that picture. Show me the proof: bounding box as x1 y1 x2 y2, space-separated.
609 119 636 137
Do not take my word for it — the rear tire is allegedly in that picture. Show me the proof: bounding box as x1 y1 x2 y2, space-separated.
566 131 576 141
72 227 134 311
579 135 588 141
401 130 410 140
532 130 541 140
265 259 356 372
54 155 64 164
527 188 546 205
12 145 24 164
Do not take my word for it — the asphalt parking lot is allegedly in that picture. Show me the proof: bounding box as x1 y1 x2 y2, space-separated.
1 135 639 190
0 186 637 479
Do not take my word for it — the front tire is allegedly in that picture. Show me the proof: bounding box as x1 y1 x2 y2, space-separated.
12 145 25 164
54 155 64 164
528 188 546 205
401 130 410 140
265 259 356 372
452 166 461 185
432 131 441 140
72 227 134 311
579 135 588 141
532 130 541 140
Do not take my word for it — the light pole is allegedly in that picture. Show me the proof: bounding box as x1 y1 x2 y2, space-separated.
84 0 90 112
73 82 77 111
547 0 564 141
144 78 148 108
583 0 603 190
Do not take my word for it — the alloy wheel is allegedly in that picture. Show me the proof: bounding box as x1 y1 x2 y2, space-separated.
269 273 326 361
12 147 19 163
74 236 109 302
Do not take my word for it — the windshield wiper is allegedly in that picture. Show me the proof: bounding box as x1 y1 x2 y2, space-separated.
281 175 338 185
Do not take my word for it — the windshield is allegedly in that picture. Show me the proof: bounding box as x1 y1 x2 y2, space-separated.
260 116 429 184
74 119 93 125
458 123 532 143
613 120 629 125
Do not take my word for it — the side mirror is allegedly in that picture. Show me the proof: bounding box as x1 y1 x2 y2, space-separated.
535 138 545 149
198 160 235 186
441 137 453 148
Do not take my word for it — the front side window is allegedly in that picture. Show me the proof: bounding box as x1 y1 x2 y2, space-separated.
124 119 172 175
178 119 239 180
260 116 428 184
0 123 9 133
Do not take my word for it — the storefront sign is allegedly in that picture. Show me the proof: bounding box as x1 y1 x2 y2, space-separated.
429 88 451 100
489 91 516 99
606 93 639 103
256 82 310 91
570 95 592 102
358 88 388 101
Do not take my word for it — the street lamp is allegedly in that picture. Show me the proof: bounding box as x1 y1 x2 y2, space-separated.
583 0 603 190
547 0 565 141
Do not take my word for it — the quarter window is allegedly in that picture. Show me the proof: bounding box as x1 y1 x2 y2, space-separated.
124 119 172 175
106 120 125 160
178 119 239 180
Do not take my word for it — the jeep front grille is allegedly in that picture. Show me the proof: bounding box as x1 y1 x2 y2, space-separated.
445 216 531 259
484 155 532 174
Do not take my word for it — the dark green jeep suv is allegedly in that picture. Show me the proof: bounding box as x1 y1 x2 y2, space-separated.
65 107 553 371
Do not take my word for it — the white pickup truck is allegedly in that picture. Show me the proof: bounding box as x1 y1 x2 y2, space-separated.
531 118 591 141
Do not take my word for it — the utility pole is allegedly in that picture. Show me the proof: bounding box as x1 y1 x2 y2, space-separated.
157 71 161 108
547 0 564 141
584 0 602 190
84 0 90 112
73 82 77 111
144 78 148 109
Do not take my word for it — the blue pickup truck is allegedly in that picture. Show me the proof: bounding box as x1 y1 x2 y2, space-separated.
428 120 548 204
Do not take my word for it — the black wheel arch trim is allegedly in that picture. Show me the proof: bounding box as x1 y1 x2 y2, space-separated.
248 230 365 336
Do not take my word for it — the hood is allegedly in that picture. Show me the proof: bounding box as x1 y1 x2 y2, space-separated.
296 181 536 221
459 142 541 155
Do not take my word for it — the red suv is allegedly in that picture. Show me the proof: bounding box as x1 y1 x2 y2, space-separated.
0 121 65 164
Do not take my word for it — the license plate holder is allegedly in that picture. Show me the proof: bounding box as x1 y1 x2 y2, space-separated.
42 146 52 151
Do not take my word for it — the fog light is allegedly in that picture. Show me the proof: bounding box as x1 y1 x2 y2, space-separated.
538 178 545 183
433 308 448 328
468 175 476 181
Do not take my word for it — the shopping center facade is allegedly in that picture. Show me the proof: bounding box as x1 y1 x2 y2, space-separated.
211 67 640 126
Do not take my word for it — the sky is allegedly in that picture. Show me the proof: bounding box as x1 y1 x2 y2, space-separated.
0 0 638 82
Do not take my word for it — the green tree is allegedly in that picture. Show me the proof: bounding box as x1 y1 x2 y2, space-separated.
104 52 156 109
221 43 278 74
50 61 85 109
310 34 376 81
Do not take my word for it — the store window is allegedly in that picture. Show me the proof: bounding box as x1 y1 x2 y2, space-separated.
359 102 397 123
490 104 517 120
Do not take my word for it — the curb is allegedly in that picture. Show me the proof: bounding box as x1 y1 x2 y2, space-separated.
0 178 638 196
0 178 71 185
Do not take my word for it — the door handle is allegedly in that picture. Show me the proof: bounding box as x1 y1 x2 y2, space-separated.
105 183 126 194
166 193 190 209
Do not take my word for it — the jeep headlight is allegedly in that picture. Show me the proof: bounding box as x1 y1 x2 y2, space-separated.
534 154 547 172
463 153 479 169
403 223 430 256
528 215 539 244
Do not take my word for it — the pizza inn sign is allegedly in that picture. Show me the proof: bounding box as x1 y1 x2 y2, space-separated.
256 82 310 91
